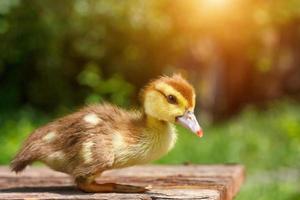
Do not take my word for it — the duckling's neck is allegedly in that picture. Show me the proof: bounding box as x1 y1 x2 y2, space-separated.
144 114 169 131
112 111 177 168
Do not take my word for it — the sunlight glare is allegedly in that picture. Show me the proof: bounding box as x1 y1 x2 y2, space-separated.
199 0 235 14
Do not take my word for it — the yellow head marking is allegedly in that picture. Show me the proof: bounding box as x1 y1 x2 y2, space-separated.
143 75 196 122
155 82 189 108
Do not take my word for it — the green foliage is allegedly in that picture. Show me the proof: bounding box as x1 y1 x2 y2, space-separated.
0 107 48 163
0 0 174 112
77 63 135 106
1 0 299 115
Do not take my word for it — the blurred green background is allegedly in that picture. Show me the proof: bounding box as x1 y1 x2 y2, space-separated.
0 0 300 199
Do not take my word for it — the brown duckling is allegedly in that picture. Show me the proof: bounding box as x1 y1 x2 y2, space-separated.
11 74 203 193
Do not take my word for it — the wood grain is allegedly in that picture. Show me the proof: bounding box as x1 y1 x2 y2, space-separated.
0 164 245 200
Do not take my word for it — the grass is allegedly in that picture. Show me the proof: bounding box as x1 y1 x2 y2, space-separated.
1 100 300 199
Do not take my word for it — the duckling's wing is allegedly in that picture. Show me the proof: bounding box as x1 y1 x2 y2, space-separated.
71 131 115 179
39 107 116 176
12 103 126 176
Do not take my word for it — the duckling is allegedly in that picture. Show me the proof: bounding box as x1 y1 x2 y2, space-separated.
10 74 203 193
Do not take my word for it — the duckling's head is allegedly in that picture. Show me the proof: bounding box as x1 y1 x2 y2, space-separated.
142 74 203 137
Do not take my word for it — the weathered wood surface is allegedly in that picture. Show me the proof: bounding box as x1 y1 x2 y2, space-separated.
0 164 245 200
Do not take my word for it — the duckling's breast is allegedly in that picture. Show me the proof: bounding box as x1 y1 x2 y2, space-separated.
112 123 177 168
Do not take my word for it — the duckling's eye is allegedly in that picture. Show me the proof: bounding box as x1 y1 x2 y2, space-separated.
167 95 177 104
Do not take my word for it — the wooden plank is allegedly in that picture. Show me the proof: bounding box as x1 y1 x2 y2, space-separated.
0 164 245 200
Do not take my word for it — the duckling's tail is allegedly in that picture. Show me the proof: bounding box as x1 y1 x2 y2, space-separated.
10 143 38 173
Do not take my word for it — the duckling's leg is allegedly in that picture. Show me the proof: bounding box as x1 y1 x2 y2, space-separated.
76 176 148 193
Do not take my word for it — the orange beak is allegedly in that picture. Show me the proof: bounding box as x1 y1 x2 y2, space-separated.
197 129 204 137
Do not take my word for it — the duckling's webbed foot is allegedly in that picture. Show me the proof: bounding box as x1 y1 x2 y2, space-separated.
110 183 148 193
77 181 148 193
